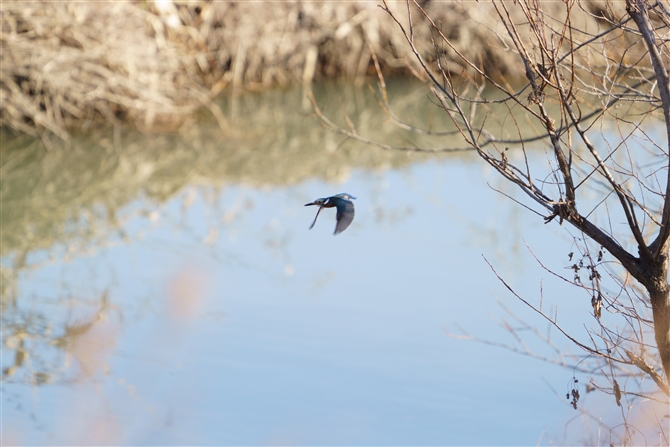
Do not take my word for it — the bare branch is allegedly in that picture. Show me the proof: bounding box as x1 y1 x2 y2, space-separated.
628 0 670 258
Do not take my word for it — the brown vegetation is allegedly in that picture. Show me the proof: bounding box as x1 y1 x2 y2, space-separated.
1 0 634 139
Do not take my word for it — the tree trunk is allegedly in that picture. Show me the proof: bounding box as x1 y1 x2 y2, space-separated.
650 287 670 380
636 248 670 381
626 0 670 385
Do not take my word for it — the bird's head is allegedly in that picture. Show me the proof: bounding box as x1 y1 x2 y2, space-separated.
305 198 327 207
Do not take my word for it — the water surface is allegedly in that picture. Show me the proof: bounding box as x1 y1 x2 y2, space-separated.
2 81 634 445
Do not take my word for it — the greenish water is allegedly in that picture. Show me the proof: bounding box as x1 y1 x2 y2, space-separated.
0 81 660 445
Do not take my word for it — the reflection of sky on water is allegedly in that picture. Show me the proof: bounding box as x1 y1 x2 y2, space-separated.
3 155 601 445
9 79 667 444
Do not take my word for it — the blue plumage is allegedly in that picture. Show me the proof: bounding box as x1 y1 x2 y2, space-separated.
305 193 356 235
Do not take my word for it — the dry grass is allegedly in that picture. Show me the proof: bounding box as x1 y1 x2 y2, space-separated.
1 1 214 139
1 0 634 139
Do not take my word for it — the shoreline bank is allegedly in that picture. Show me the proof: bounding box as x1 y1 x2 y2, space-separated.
1 1 632 139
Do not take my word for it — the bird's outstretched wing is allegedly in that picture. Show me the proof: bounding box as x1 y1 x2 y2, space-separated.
309 207 323 230
334 200 355 235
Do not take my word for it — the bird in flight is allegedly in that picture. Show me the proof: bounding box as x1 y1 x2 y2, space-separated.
305 193 356 235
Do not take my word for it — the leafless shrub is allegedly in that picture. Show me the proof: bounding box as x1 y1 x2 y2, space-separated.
315 0 670 444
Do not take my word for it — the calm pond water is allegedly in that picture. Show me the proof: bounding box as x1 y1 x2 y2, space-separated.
0 81 656 445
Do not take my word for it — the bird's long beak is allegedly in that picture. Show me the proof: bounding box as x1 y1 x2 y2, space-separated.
305 202 317 206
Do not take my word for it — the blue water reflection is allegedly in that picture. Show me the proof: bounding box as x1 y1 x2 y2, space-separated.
3 151 596 445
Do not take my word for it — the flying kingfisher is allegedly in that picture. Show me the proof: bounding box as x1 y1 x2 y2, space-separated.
305 193 356 235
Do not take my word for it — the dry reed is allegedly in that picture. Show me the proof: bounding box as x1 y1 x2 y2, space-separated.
1 0 632 139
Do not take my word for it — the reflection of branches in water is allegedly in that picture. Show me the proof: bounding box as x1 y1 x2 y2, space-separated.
1 83 453 269
2 289 118 386
1 82 460 391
